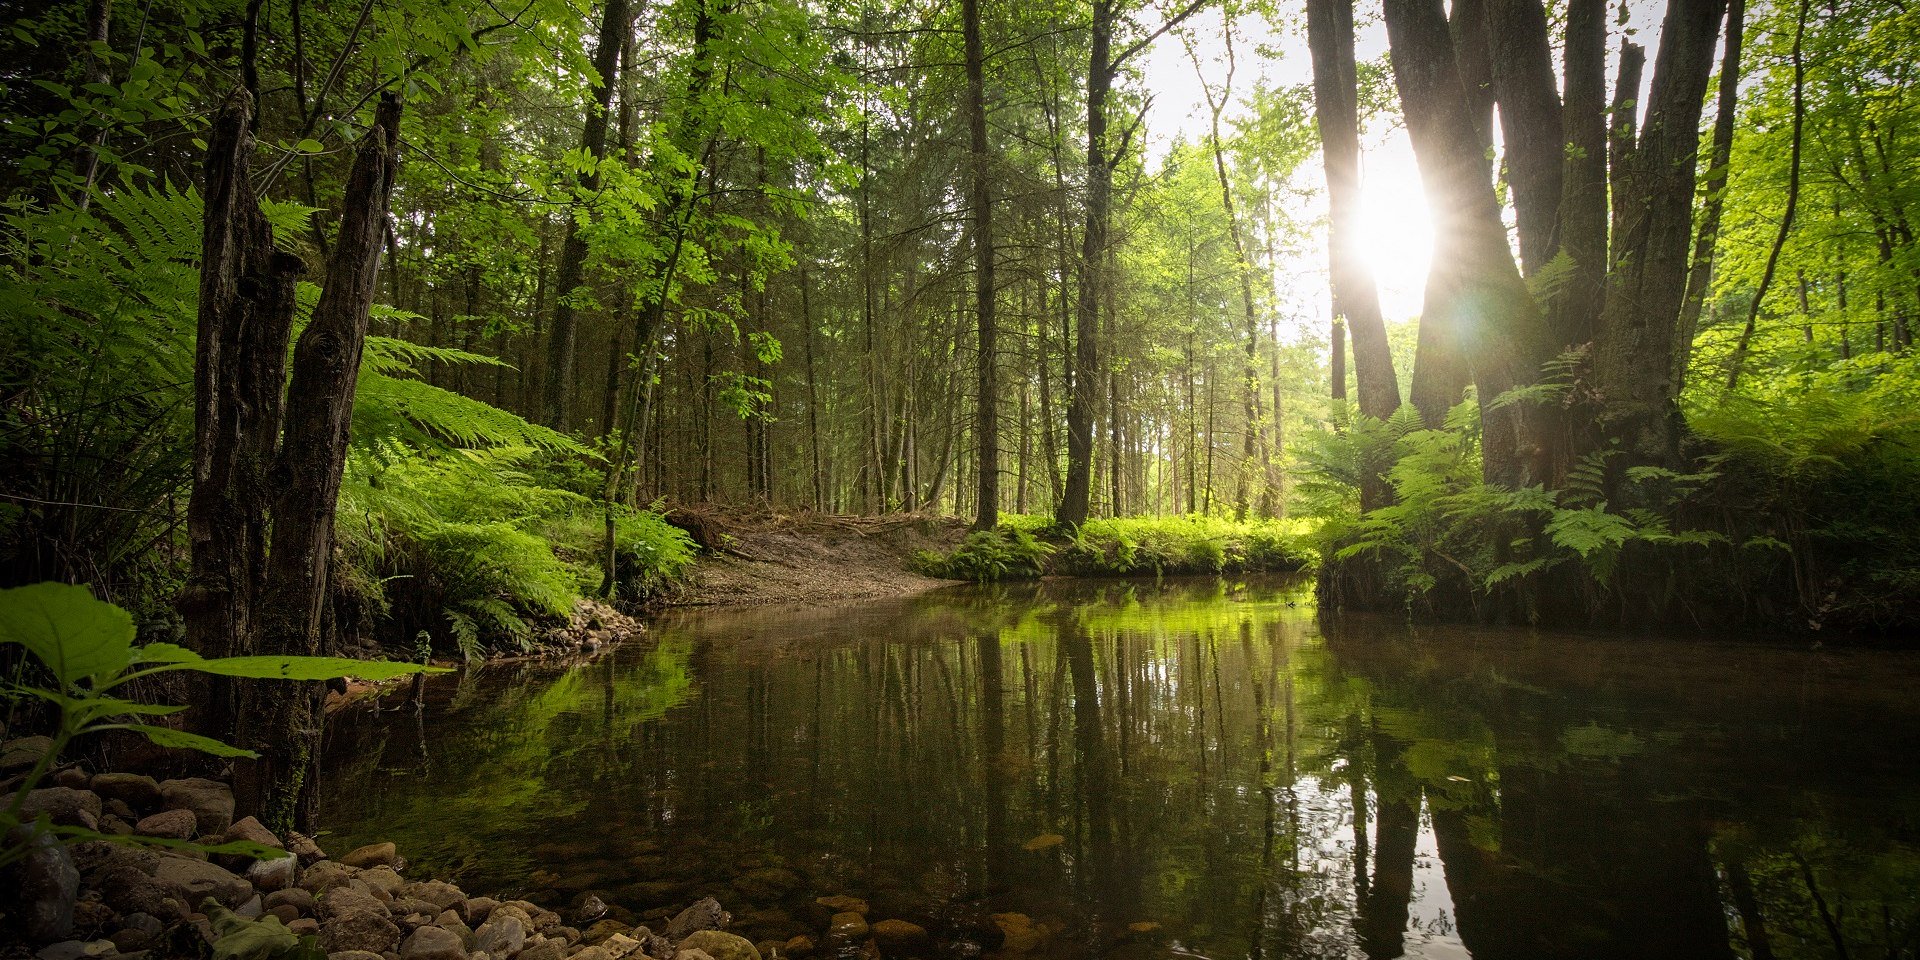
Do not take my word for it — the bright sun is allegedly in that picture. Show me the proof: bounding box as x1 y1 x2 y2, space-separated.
1355 131 1435 322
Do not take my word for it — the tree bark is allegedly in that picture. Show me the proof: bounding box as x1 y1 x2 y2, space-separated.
1591 0 1727 464
965 0 999 531
1549 0 1611 348
540 0 629 430
247 95 402 832
1482 0 1564 276
181 92 304 720
1058 0 1115 529
1726 0 1806 391
1384 0 1544 486
1675 0 1747 391
183 91 402 834
1307 0 1399 423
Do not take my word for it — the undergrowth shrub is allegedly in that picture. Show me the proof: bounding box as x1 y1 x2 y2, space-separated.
338 448 695 659
915 515 1314 581
913 528 1054 581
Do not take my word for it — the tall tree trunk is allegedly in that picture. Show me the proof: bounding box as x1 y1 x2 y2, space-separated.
1482 0 1564 276
1307 0 1399 423
1385 0 1544 486
1673 0 1746 392
1549 0 1611 348
540 0 628 429
965 0 999 531
249 96 401 832
1726 0 1807 390
183 91 402 834
1590 0 1727 464
1058 1 1114 529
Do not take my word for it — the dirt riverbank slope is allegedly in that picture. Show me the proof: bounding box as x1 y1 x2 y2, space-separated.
662 508 965 606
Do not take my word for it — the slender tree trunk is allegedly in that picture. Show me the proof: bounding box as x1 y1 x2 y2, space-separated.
965 0 998 530
1673 0 1746 393
1726 0 1807 390
541 0 628 429
1307 0 1399 423
1058 2 1113 529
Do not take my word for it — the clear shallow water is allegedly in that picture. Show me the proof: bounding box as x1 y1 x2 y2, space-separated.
320 578 1920 959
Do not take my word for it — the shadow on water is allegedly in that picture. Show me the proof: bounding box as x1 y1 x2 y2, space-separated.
321 577 1920 959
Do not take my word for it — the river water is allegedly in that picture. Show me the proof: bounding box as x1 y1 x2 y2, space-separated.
319 578 1920 959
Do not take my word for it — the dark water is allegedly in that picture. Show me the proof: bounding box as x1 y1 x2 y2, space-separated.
320 578 1920 959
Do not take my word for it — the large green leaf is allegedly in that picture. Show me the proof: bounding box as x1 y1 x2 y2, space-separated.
187 656 448 681
107 723 259 758
0 582 134 687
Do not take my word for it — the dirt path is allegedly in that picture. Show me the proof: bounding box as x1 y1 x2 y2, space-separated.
662 508 966 606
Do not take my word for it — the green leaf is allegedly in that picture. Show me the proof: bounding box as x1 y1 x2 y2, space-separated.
0 582 134 687
112 724 259 758
295 138 325 154
133 642 203 664
187 656 448 682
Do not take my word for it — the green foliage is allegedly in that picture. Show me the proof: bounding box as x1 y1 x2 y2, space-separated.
916 515 1313 582
338 449 695 658
0 582 441 869
914 529 1054 581
1308 409 1728 617
1056 515 1315 577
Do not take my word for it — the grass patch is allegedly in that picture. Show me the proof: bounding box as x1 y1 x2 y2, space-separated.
915 514 1317 582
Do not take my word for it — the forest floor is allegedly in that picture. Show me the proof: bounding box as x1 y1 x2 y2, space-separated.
662 507 966 606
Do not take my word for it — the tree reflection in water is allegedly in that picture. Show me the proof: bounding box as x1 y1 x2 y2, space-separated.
324 578 1920 960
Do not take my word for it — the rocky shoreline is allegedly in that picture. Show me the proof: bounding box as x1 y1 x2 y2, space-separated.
0 739 1004 960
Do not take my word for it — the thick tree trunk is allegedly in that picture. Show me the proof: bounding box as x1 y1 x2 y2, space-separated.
181 92 303 708
965 0 998 531
1385 0 1544 485
183 91 402 835
540 0 628 430
1482 0 1564 277
1549 0 1610 348
247 96 402 832
1591 0 1727 464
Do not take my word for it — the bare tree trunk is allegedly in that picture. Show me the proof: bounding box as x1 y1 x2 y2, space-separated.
1307 0 1400 424
1482 0 1564 276
183 91 402 835
1726 0 1807 390
1058 1 1114 529
540 0 628 429
965 0 998 530
1674 0 1747 393
1591 0 1727 463
1384 0 1544 487
1549 0 1611 348
250 96 401 832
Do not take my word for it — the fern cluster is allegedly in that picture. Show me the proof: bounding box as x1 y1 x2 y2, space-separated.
913 528 1055 581
337 447 695 660
1309 400 1744 622
0 184 696 656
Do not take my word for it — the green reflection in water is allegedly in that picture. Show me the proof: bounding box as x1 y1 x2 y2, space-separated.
321 578 1920 960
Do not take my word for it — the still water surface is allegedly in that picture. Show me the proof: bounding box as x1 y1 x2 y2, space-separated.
321 578 1920 960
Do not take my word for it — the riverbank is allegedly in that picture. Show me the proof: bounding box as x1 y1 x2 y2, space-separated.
0 750 819 960
661 509 964 607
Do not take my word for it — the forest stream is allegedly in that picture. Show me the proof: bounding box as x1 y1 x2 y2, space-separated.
317 579 1920 960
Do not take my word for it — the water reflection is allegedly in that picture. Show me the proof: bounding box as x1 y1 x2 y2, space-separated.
321 579 1920 959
